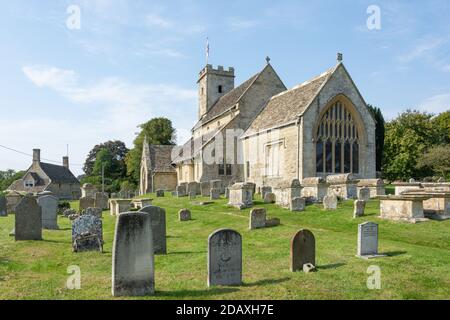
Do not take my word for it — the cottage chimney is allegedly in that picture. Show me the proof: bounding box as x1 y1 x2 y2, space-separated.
32 149 41 167
63 156 69 169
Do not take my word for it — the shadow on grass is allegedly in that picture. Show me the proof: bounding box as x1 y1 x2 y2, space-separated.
385 251 407 257
317 263 346 270
156 287 239 298
169 250 206 255
242 277 290 287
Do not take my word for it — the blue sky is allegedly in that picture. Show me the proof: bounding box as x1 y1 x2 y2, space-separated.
0 0 449 176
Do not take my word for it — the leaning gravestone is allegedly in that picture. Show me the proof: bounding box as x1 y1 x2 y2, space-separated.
138 206 167 254
358 187 371 201
249 208 266 230
0 194 7 217
178 209 191 221
323 195 338 210
356 222 385 259
37 194 59 230
208 229 242 287
353 200 366 218
112 211 154 296
15 195 42 241
290 229 315 272
290 197 305 212
72 214 103 252
79 196 95 212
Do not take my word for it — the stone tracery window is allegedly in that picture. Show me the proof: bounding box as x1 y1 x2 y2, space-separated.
316 100 360 174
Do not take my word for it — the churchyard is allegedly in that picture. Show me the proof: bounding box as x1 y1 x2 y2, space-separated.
0 192 449 300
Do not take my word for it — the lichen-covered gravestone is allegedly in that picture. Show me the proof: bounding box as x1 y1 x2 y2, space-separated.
290 229 315 272
353 200 366 218
208 229 242 287
138 205 167 254
37 194 59 230
356 222 386 259
178 209 191 221
112 212 154 296
0 194 7 217
358 187 370 201
323 195 338 210
210 188 220 200
264 192 276 203
290 197 306 212
249 208 266 230
261 186 272 200
15 195 42 241
79 196 95 212
201 182 210 197
72 214 103 252
82 207 103 218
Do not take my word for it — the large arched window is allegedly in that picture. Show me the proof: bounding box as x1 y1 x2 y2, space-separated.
316 100 360 174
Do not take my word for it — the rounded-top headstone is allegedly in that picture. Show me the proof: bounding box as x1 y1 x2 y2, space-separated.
178 209 191 221
290 229 315 272
15 195 42 241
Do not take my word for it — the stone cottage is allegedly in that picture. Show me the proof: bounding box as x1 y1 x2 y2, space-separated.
7 149 80 200
139 137 177 194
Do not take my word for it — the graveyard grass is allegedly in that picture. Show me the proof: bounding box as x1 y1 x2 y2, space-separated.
0 193 449 300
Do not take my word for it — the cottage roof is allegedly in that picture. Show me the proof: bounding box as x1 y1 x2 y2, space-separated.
40 162 79 184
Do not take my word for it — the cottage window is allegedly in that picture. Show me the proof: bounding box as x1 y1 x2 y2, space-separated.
24 180 34 188
316 100 360 174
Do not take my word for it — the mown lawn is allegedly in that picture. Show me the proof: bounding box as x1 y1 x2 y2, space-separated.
0 193 449 300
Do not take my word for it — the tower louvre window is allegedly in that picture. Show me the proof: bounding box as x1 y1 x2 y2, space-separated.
218 85 223 93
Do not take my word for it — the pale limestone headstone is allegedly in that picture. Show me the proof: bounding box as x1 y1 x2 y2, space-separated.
353 200 366 218
156 190 164 197
290 197 305 212
112 212 154 296
357 222 385 259
201 182 210 196
323 195 338 210
0 195 7 217
37 194 59 230
358 187 370 201
264 192 276 203
72 214 103 252
178 209 191 221
15 195 42 241
94 192 109 210
290 229 315 272
249 208 266 230
79 196 95 212
138 205 166 254
208 229 242 287
210 188 220 200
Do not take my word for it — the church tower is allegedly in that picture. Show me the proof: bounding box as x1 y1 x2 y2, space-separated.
197 64 235 119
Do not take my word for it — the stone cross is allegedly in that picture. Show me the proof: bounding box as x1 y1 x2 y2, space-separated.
208 229 242 287
138 205 167 254
112 212 154 296
356 222 385 259
15 195 42 241
290 229 315 272
37 194 59 230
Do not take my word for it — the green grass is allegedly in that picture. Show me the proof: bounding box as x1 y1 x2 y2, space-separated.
0 193 449 300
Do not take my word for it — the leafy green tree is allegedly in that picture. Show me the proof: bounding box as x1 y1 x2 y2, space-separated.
431 111 450 144
92 148 115 177
416 144 450 179
367 104 385 172
125 117 176 183
383 110 440 180
83 140 128 177
0 170 25 191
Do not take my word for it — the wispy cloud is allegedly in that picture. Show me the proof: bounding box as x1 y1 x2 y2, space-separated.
398 37 447 63
420 94 450 113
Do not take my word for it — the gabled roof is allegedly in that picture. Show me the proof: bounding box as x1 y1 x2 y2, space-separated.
147 145 176 173
40 162 80 184
243 65 337 136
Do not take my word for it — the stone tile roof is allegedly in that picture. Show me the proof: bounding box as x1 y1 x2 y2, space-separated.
172 127 221 163
40 162 80 184
148 145 176 173
244 66 336 136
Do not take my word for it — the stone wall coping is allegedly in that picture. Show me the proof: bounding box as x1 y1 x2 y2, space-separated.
401 191 450 198
378 195 431 201
357 179 384 187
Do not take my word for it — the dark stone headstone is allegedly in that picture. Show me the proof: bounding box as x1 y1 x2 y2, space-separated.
0 195 7 217
15 195 42 241
290 229 315 272
138 205 167 254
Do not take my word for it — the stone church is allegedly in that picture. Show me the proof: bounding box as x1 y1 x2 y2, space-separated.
7 149 81 200
151 54 375 191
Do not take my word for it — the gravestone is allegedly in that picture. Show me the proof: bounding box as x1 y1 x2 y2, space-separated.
138 206 167 254
189 191 196 200
210 180 222 192
82 207 103 218
112 212 154 296
79 196 95 212
358 187 370 201
409 178 415 183
69 214 80 221
264 192 276 203
261 186 272 200
210 188 221 200
176 185 187 197
323 195 338 210
228 182 254 209
265 217 281 227
15 195 42 241
72 214 103 252
156 190 164 197
94 192 109 210
208 229 242 287
290 229 315 272
187 182 199 196
290 197 305 212
63 208 77 218
353 200 366 218
249 208 266 230
178 209 191 221
0 195 7 217
201 182 210 197
37 194 59 230
356 222 385 259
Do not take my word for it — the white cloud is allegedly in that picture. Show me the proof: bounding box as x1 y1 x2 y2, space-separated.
420 94 450 114
398 38 446 63
145 13 172 28
22 65 77 90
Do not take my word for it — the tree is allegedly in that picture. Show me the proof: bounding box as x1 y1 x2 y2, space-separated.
367 104 385 172
431 110 450 144
0 170 25 192
125 117 176 183
383 110 440 180
416 144 450 179
92 148 115 177
83 140 128 177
